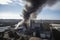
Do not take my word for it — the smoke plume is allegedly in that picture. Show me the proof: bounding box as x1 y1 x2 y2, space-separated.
15 0 59 29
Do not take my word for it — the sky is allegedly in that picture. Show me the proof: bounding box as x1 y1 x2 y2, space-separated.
0 0 60 20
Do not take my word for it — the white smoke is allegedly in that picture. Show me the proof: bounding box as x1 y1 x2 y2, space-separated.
15 19 24 29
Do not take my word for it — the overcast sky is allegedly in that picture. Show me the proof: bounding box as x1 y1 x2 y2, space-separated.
0 0 60 20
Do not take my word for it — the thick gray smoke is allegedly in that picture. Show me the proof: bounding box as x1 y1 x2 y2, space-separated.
23 0 58 27
23 0 47 20
15 0 59 29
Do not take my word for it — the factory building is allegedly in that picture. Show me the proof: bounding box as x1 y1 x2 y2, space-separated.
30 20 51 40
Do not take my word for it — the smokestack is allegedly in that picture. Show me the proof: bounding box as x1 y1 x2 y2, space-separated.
15 0 59 29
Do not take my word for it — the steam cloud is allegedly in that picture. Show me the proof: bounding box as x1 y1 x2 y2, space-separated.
15 0 59 29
